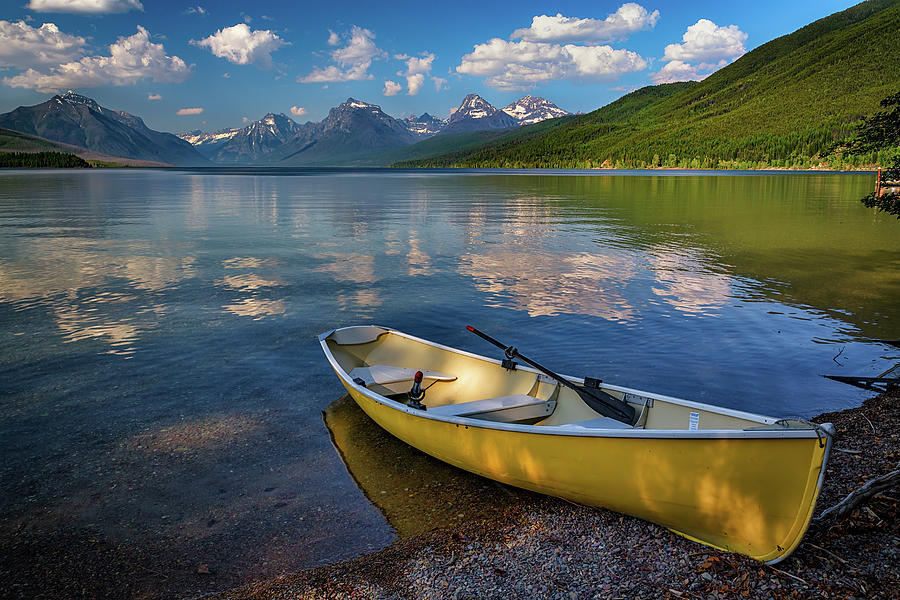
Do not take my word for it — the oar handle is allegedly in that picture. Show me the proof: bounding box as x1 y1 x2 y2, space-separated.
466 325 510 353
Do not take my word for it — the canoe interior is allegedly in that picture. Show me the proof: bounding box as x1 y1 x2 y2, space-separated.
323 326 786 433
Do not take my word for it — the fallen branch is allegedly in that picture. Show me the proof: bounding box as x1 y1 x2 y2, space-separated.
817 461 900 521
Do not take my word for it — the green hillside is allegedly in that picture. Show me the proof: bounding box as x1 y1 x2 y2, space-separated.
399 0 900 170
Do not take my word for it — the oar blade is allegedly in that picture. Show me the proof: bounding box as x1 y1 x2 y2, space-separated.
576 386 635 424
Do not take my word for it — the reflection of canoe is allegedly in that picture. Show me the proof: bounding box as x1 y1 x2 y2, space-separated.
324 394 536 537
318 325 833 564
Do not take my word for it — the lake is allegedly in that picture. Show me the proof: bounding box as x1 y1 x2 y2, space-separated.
1 168 898 597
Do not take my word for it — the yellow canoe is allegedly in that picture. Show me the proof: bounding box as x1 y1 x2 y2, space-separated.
319 325 833 563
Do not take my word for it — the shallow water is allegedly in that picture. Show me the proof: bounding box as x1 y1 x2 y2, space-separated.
1 168 898 596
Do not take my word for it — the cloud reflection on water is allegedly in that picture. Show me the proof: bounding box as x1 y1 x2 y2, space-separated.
459 250 639 323
217 256 287 321
648 247 733 317
0 239 196 357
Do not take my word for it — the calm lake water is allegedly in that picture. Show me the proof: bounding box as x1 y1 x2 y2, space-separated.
1 168 898 597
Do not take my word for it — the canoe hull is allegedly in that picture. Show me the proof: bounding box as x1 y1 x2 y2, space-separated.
320 327 831 564
339 381 827 564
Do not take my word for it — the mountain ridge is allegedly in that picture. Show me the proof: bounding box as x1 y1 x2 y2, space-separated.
0 91 208 166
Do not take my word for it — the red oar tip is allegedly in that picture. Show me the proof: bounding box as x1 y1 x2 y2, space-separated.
466 325 475 332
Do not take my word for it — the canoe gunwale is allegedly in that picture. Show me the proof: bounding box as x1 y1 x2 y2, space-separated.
319 326 831 441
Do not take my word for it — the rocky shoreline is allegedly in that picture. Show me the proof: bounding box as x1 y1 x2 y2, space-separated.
211 389 899 600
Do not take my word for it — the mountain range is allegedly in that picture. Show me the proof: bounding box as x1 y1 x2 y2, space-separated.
0 91 569 167
178 94 570 166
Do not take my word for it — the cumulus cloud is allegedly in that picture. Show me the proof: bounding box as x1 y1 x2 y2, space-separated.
299 26 386 83
394 51 434 96
176 107 203 115
147 92 161 100
383 80 402 96
458 38 645 90
192 23 287 70
2 25 191 93
289 105 306 116
512 3 659 43
662 19 746 62
457 5 652 91
652 19 747 83
406 73 425 95
327 30 340 46
0 20 86 68
27 0 143 13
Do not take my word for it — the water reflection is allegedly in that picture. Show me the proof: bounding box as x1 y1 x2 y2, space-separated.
324 394 535 537
648 247 733 317
459 250 639 322
0 237 194 356
217 257 287 320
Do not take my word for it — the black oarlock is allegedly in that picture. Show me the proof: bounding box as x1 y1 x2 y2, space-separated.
407 370 426 410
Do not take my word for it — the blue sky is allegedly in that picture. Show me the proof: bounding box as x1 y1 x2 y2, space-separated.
0 0 859 134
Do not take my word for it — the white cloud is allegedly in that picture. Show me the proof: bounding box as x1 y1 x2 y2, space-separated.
290 105 306 116
221 72 230 78
394 52 434 96
241 116 249 123
147 92 161 100
457 38 646 91
406 73 425 95
512 3 659 43
327 30 340 46
2 26 191 93
653 19 746 83
27 0 143 14
177 107 203 115
192 23 287 70
299 26 386 83
383 80 402 96
432 76 447 91
185 5 207 16
0 20 86 68
662 19 747 63
397 52 434 76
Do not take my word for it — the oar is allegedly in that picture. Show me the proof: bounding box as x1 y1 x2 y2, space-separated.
466 325 635 425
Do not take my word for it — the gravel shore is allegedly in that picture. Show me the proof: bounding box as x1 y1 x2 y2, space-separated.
211 389 900 600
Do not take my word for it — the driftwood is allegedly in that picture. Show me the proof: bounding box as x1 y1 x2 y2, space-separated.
817 461 900 521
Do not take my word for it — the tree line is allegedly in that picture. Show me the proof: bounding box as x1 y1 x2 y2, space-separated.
0 152 91 168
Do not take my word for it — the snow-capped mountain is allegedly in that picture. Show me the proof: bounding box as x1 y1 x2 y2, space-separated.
403 113 448 138
442 94 519 134
0 91 207 165
179 128 241 147
502 95 571 126
179 112 301 163
264 98 418 165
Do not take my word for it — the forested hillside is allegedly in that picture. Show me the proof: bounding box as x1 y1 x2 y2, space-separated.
398 0 900 170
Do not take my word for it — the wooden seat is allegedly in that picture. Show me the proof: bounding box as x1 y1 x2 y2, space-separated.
428 394 553 423
349 365 456 387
